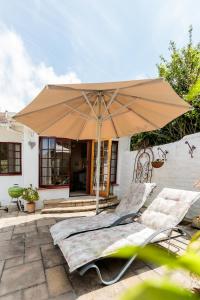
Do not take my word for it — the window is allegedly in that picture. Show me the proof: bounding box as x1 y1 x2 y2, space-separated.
39 137 71 187
0 142 22 175
110 141 118 184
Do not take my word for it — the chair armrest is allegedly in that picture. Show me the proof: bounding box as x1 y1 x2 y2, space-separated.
144 226 191 245
110 212 140 227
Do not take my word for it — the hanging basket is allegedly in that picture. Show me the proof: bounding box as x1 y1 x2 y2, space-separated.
151 159 164 168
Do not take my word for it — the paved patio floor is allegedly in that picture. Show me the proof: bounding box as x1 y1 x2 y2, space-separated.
0 210 198 299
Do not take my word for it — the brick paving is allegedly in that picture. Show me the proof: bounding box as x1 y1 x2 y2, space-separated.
0 210 198 299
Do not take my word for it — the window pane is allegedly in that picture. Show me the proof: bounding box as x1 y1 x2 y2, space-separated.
15 152 20 159
39 138 70 186
15 144 20 151
0 143 21 174
110 142 118 184
8 144 14 151
14 165 20 173
49 138 55 149
42 138 49 149
0 144 8 160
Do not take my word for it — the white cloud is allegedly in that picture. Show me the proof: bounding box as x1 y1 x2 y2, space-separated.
0 26 81 113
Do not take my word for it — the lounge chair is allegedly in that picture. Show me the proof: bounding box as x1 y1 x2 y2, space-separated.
58 188 200 285
50 182 156 245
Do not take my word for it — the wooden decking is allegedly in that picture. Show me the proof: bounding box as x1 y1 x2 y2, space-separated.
0 210 199 299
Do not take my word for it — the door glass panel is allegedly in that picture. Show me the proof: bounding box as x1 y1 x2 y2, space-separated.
91 140 111 196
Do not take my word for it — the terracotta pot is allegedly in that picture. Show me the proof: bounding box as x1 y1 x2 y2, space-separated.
26 202 35 213
151 160 164 168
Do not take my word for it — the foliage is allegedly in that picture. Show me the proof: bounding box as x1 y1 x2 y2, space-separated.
131 27 200 150
21 184 39 202
114 231 200 300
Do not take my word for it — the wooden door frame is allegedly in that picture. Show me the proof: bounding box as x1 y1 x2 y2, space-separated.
90 140 112 197
86 140 92 194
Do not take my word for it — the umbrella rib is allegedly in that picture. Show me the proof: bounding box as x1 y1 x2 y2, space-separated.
39 101 88 134
15 93 93 118
82 91 98 119
116 92 190 108
101 95 119 138
114 98 160 130
106 89 119 110
63 103 95 120
103 98 140 120
76 96 98 140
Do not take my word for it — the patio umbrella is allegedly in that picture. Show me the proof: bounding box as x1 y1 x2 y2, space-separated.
14 78 191 213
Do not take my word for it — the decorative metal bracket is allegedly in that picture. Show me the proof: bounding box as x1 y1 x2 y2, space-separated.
185 141 196 158
157 147 168 161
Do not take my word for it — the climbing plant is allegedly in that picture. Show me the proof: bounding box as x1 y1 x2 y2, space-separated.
131 27 200 150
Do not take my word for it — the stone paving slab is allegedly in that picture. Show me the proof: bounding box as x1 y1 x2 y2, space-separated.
25 231 52 247
0 291 22 300
0 231 13 241
0 211 196 300
41 244 65 269
0 240 24 261
0 226 14 233
45 265 73 298
24 245 41 263
0 260 45 296
5 256 24 269
13 224 36 234
23 283 48 300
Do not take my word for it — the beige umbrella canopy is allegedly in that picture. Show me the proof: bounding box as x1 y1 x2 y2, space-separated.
15 78 191 213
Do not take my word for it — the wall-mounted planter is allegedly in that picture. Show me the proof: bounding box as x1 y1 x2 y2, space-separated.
151 159 164 168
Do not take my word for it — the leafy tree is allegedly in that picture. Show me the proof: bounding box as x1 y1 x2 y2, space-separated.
131 27 200 150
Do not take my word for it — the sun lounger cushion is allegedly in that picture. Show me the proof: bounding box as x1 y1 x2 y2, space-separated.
139 188 200 230
50 182 156 244
58 188 200 273
58 222 161 272
115 182 156 217
51 213 119 245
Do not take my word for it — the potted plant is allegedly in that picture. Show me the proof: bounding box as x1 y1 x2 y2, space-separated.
22 184 39 213
151 159 164 168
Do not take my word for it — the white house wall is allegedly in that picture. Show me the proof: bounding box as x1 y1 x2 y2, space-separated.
119 132 200 220
0 125 70 209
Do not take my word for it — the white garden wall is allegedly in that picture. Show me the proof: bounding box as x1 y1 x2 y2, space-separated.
119 132 200 220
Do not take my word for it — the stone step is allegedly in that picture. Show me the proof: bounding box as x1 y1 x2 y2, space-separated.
41 198 119 214
43 195 117 209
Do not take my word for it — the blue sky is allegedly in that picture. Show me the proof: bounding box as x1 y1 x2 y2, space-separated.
0 0 199 111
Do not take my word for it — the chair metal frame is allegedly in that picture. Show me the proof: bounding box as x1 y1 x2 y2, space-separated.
78 226 190 285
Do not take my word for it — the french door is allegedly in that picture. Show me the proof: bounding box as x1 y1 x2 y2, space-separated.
90 140 112 197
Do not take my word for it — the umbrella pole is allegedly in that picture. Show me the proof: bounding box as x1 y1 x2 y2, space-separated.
96 117 101 214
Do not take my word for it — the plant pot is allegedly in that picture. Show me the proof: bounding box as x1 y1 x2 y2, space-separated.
26 202 35 213
151 160 164 168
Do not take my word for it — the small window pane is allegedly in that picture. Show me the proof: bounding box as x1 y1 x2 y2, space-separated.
39 137 70 187
49 138 55 149
15 144 20 151
42 138 49 149
0 143 21 174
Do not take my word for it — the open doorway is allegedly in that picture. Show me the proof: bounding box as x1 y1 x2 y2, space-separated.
70 140 91 196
